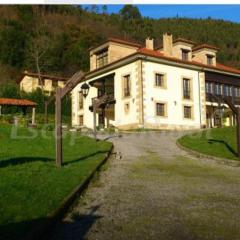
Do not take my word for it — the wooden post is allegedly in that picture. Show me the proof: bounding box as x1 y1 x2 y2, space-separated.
237 108 240 157
223 96 240 158
0 105 2 116
32 107 36 125
93 99 97 140
56 88 62 167
44 101 48 124
54 71 85 167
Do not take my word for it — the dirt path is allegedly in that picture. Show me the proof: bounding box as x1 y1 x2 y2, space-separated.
52 131 240 240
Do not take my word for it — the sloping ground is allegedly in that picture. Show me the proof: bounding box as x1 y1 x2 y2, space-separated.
0 124 112 240
178 127 239 160
52 131 240 240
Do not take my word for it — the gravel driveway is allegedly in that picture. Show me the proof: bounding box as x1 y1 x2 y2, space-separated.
52 131 240 240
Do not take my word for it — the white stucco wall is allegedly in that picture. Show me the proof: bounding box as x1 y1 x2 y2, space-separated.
71 61 139 129
72 60 204 130
143 61 202 129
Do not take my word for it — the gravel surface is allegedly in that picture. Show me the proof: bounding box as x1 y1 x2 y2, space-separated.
51 131 240 240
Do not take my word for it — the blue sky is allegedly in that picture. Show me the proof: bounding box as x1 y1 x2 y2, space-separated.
84 5 240 23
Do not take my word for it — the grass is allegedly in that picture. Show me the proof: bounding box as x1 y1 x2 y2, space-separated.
126 153 240 240
178 127 239 160
0 123 112 239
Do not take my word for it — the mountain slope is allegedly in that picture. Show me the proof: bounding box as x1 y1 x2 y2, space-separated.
0 5 240 84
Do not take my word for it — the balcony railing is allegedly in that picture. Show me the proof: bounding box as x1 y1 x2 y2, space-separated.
206 93 240 105
89 93 115 112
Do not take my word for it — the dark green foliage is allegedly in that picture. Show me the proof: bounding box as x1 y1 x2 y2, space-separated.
1 5 240 82
119 5 142 20
0 22 27 67
0 84 71 116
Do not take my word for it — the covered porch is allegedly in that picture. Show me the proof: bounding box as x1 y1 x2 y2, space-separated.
88 73 116 128
0 98 37 125
206 104 235 128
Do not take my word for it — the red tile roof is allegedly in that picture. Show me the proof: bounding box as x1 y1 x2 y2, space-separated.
173 38 195 45
17 71 68 84
89 37 142 51
108 37 142 48
0 98 37 107
192 44 220 51
137 48 240 75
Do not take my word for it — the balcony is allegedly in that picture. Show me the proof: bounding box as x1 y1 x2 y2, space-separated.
206 93 240 105
89 93 116 112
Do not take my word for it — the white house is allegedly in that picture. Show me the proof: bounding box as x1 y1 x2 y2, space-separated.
18 71 67 95
71 34 240 130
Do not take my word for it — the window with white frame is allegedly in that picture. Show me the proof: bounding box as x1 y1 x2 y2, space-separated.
224 85 233 96
235 87 240 97
206 82 213 94
215 84 222 95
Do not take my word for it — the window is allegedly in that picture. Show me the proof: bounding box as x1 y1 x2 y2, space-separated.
182 49 190 61
79 92 83 109
235 87 240 97
215 84 222 95
184 106 192 119
183 78 191 99
206 82 213 94
96 49 108 68
52 80 58 88
79 115 84 126
123 75 131 97
207 55 214 65
124 103 130 113
156 103 166 117
224 85 232 96
155 73 165 87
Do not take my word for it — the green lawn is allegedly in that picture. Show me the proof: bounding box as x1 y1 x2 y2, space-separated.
178 127 239 160
0 124 112 239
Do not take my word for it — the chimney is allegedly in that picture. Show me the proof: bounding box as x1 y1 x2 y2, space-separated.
163 33 173 56
145 37 154 50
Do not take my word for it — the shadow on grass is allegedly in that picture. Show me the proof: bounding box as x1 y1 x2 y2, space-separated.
0 157 54 168
0 150 109 169
0 205 102 240
208 139 237 157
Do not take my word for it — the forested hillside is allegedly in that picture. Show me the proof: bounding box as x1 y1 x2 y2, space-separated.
1 5 240 84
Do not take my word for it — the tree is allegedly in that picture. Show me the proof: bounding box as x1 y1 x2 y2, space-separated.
0 22 26 67
119 5 141 20
25 6 51 91
102 5 108 14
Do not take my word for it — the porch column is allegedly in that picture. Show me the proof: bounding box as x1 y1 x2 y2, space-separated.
32 107 36 125
0 105 2 116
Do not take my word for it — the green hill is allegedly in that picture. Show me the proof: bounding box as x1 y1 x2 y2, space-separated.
1 5 240 84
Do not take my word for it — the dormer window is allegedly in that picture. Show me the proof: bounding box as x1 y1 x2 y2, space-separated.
181 49 190 61
96 48 108 68
207 54 214 65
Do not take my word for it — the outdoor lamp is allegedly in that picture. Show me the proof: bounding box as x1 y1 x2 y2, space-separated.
81 82 90 98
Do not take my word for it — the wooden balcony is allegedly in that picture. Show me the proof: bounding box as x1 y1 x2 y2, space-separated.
206 93 240 105
89 93 116 112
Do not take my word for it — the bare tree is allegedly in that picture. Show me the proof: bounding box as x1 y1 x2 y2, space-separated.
26 6 51 92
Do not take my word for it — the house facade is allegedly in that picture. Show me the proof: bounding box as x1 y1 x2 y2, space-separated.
18 71 67 95
71 34 240 130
